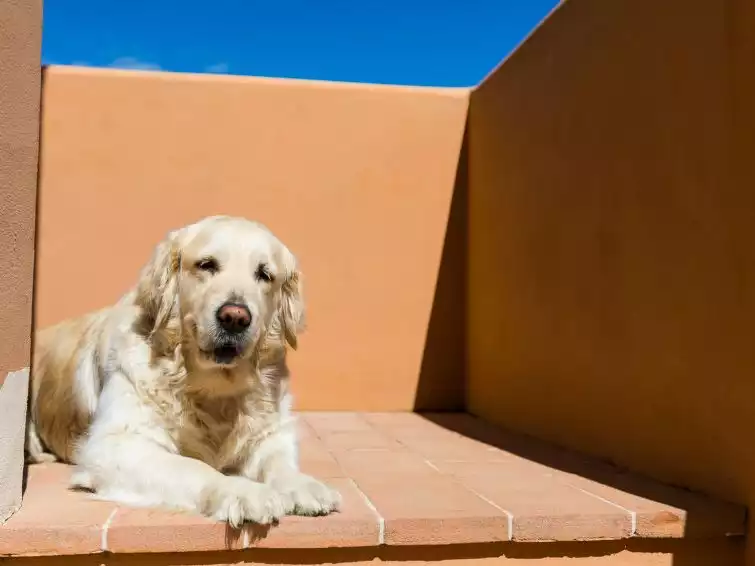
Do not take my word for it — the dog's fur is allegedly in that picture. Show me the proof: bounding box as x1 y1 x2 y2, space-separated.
26 215 340 526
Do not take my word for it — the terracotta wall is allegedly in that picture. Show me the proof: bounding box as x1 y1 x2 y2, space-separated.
468 0 755 558
0 0 42 382
36 68 469 411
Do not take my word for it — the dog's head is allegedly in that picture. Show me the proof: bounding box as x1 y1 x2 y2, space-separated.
135 216 305 369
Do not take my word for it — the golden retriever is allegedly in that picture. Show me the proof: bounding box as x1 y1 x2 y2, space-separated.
26 215 340 526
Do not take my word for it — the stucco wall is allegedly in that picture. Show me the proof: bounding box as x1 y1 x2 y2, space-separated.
0 0 41 525
0 0 42 382
467 0 755 558
36 68 469 411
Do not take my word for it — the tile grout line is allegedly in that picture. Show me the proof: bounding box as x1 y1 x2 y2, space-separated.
348 478 385 545
423 459 514 541
100 508 120 552
357 413 397 448
299 413 323 441
570 485 637 536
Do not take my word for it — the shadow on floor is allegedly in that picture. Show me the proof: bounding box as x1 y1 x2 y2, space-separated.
408 412 746 566
7 539 744 566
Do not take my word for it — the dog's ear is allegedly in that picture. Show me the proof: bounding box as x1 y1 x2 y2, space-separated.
279 248 306 350
135 229 182 337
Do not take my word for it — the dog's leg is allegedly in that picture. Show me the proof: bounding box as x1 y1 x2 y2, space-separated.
77 432 287 526
25 419 58 463
76 374 287 527
240 420 341 517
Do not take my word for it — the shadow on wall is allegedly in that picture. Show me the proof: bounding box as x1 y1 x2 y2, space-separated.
413 130 468 412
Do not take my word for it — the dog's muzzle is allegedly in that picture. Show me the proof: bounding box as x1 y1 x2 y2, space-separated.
209 302 253 365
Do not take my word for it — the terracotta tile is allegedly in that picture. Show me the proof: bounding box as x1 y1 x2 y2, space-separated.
106 506 245 554
389 428 461 447
107 478 381 552
362 412 445 431
318 430 404 452
420 413 500 439
298 438 345 479
295 417 318 441
303 413 405 452
7 414 746 557
398 433 509 462
363 413 506 459
302 412 373 434
561 470 746 538
439 461 632 542
365 413 492 453
442 424 749 540
334 449 437 478
408 413 558 463
304 412 413 452
353 474 509 545
253 478 380 548
420 413 556 453
0 463 116 557
429 451 577 479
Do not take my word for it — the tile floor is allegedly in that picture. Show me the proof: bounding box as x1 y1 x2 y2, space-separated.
1 412 745 557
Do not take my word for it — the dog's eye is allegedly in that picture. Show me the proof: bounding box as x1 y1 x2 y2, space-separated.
255 264 274 283
196 258 219 274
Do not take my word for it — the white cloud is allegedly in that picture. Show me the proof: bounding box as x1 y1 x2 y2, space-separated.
109 56 161 71
70 60 92 67
204 62 230 74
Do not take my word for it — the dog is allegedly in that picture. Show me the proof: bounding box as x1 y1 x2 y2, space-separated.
26 215 341 526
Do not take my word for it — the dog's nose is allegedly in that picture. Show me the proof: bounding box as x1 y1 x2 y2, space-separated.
216 303 252 334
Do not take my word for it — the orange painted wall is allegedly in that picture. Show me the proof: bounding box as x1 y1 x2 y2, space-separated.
0 0 42 382
467 0 755 560
36 67 469 411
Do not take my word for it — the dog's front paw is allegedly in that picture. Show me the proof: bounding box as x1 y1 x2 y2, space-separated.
201 476 287 528
273 474 341 516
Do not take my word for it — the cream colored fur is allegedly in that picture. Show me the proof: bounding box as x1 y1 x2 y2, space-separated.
26 215 340 526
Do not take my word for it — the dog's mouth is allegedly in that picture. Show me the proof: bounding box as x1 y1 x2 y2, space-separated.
208 343 242 366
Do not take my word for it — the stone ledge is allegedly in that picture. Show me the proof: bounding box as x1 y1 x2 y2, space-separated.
0 412 746 557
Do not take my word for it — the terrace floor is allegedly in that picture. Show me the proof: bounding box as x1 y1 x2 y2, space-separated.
1 412 746 558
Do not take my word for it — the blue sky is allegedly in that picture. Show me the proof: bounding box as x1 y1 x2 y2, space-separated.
42 1 559 87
